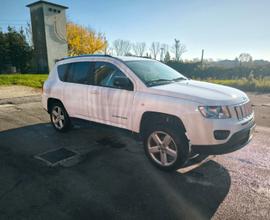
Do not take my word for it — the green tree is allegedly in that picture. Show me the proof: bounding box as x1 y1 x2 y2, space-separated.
0 29 9 72
5 27 33 73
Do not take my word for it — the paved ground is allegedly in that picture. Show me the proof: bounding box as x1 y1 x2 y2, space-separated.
0 87 269 220
0 85 40 99
247 92 270 128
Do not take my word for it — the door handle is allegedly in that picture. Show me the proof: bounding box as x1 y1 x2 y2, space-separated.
90 90 99 95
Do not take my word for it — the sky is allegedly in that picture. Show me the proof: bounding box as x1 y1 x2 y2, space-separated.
0 0 269 60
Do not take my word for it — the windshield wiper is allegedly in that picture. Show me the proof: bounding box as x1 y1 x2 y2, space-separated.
146 79 173 86
172 77 187 82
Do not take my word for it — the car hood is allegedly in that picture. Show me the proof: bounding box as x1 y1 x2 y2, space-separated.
149 80 248 105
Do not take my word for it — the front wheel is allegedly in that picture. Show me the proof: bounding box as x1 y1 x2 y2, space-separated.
50 102 71 132
143 125 189 171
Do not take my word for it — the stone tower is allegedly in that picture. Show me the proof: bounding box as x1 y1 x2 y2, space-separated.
26 1 68 73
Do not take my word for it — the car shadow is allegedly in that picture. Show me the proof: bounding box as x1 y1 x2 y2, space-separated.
0 123 231 220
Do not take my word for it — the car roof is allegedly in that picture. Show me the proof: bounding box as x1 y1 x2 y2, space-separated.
57 54 152 63
114 56 151 62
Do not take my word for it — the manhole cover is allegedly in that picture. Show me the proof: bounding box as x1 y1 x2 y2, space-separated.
35 148 78 166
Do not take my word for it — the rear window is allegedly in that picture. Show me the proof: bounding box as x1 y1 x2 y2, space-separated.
57 62 94 84
66 62 93 84
57 64 69 81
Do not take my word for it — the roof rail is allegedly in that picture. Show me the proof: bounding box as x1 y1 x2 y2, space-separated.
55 54 113 62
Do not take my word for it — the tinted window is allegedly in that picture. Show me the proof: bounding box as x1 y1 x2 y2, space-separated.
66 62 93 84
94 62 128 88
57 64 69 81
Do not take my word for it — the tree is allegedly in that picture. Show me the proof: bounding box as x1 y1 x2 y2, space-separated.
238 53 252 64
172 39 187 61
132 42 146 56
150 42 160 59
0 29 9 72
112 39 131 56
2 27 33 73
164 51 171 63
67 22 107 56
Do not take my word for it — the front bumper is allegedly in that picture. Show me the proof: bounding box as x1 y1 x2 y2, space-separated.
191 122 256 155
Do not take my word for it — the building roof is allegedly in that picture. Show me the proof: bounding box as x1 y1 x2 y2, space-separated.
26 1 68 9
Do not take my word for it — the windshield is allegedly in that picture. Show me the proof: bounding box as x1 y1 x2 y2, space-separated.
125 60 187 87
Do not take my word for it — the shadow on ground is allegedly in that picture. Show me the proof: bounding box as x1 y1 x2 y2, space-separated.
0 123 231 220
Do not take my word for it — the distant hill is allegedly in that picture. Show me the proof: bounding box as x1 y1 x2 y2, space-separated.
206 59 270 68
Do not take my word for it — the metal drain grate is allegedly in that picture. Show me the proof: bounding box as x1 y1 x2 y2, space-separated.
35 148 78 166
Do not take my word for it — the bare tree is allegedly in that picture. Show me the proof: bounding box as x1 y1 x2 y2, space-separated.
150 42 160 59
238 53 252 63
25 22 33 46
112 39 131 56
107 47 114 55
172 39 187 61
132 42 146 56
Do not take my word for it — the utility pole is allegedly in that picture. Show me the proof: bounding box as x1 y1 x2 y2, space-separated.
160 47 164 62
201 49 204 69
174 39 180 61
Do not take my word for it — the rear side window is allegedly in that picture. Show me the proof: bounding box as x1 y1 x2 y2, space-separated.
67 62 93 84
57 64 69 81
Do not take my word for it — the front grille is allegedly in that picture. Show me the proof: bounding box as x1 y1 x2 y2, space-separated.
234 101 253 120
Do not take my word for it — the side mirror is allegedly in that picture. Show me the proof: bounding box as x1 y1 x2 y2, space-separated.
113 76 133 90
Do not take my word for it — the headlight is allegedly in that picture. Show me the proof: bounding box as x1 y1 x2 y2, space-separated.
198 106 231 119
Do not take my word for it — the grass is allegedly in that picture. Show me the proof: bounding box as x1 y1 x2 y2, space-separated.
0 74 48 88
206 78 270 93
0 74 270 93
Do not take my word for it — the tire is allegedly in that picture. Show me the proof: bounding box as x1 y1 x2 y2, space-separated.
50 102 71 132
143 123 189 171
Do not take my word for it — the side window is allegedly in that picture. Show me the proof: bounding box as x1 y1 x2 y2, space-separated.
94 62 131 89
94 62 116 86
66 62 94 85
57 64 69 81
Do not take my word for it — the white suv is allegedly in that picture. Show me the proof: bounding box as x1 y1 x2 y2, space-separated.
42 55 255 171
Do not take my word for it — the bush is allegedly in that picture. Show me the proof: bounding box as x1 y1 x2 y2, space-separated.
206 78 270 93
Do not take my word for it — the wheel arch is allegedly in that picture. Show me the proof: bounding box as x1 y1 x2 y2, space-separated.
139 111 187 135
47 98 65 113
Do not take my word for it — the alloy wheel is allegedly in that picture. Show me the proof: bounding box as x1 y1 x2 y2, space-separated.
51 106 65 129
147 131 178 166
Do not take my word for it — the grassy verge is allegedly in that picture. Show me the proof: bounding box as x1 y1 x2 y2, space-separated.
0 74 48 88
0 74 270 93
206 78 270 93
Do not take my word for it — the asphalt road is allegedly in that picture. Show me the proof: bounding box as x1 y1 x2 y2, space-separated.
0 95 269 220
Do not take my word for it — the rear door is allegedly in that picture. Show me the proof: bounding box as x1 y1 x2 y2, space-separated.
63 61 94 118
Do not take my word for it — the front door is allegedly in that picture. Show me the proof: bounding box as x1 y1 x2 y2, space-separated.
89 62 135 128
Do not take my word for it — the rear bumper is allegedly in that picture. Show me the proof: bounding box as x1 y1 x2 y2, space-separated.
191 122 256 155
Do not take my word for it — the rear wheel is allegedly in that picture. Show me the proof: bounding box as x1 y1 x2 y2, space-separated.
50 102 71 132
143 124 189 171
